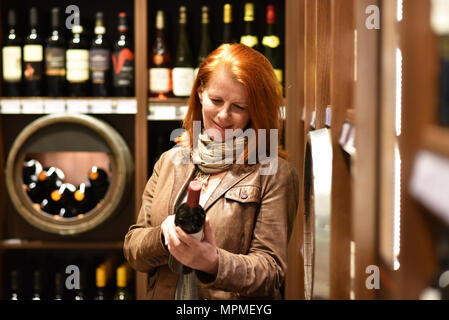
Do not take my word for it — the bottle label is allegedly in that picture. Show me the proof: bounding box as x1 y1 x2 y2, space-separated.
274 69 283 84
189 228 204 241
90 49 110 84
45 47 66 76
66 49 89 82
112 48 135 87
2 46 22 81
149 68 171 93
240 35 258 48
23 45 43 81
172 67 194 96
262 35 280 48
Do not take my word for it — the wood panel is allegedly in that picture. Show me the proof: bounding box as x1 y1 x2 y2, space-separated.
330 0 354 300
304 0 317 135
353 0 380 300
399 0 439 299
134 0 149 300
285 0 305 300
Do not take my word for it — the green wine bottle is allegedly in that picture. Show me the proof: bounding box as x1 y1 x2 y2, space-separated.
195 6 212 78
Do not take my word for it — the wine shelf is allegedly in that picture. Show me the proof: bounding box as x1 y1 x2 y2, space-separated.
0 98 137 114
0 240 123 250
421 125 449 159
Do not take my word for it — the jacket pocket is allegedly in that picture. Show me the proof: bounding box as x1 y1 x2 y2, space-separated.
224 185 261 204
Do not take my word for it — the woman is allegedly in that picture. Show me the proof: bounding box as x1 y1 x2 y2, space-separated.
124 44 299 300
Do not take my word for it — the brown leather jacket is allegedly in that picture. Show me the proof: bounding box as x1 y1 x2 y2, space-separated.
124 146 299 299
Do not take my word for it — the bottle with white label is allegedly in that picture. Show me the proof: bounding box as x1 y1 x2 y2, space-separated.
2 9 22 96
149 10 172 98
172 6 194 98
66 17 89 97
23 7 43 97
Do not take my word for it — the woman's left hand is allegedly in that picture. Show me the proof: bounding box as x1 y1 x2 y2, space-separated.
167 216 219 275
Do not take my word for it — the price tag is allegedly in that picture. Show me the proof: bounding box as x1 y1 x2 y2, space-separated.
116 99 137 114
44 100 66 113
176 106 188 119
66 99 88 113
280 106 286 120
325 106 332 127
21 99 44 114
410 150 449 226
310 110 316 129
0 99 21 113
90 100 113 114
149 106 177 120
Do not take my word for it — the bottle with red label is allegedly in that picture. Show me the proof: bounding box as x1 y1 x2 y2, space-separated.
112 12 134 97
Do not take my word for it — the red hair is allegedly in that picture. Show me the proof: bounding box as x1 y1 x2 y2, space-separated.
180 43 288 164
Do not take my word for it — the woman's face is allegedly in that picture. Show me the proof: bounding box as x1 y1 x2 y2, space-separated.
198 69 250 142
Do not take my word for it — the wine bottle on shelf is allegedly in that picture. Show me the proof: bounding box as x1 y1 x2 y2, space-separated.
112 12 134 97
240 2 260 51
149 10 172 99
25 181 45 205
195 6 212 78
73 182 97 215
439 35 449 126
66 17 90 97
93 266 107 300
2 9 22 97
54 272 64 300
42 183 76 217
262 5 283 93
172 6 194 98
222 3 235 44
22 158 43 185
9 270 20 300
114 264 133 300
32 270 42 300
45 7 66 97
23 7 44 97
88 166 109 200
90 12 111 97
170 180 205 274
37 166 65 199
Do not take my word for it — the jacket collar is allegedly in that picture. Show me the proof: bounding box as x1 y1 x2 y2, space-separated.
168 159 259 214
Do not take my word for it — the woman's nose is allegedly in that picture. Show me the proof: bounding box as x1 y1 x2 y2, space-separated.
218 104 232 120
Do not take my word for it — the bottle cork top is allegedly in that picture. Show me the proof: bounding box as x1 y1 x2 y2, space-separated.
266 5 276 24
186 180 202 208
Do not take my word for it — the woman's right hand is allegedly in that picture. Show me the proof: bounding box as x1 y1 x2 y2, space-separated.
160 214 177 248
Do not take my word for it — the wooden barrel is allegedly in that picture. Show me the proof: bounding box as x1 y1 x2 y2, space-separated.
5 114 133 235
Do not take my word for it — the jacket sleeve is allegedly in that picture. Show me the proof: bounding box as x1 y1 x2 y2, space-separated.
123 152 169 273
198 161 300 297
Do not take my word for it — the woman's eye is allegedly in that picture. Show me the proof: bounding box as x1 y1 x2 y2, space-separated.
211 99 222 104
234 105 246 111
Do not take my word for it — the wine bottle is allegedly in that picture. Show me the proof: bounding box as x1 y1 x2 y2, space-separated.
73 182 97 215
90 12 111 97
32 270 42 300
240 2 260 51
149 10 172 99
172 6 194 98
195 6 212 78
172 180 205 274
66 17 89 97
22 158 43 185
112 12 135 97
2 9 22 96
23 7 44 96
37 166 65 199
54 272 64 300
114 264 133 300
45 7 66 97
88 166 109 200
26 181 45 205
93 266 107 300
9 270 20 300
42 183 76 217
439 35 449 126
222 3 235 44
262 5 283 93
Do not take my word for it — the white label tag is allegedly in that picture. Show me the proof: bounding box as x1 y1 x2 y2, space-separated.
189 229 204 241
0 99 21 113
44 100 66 113
2 46 22 81
410 150 449 226
149 106 177 120
115 99 137 114
66 99 88 113
22 99 44 113
149 68 170 93
90 100 113 114
172 67 194 97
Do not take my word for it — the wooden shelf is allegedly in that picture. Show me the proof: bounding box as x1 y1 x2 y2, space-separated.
0 240 123 250
422 125 449 159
